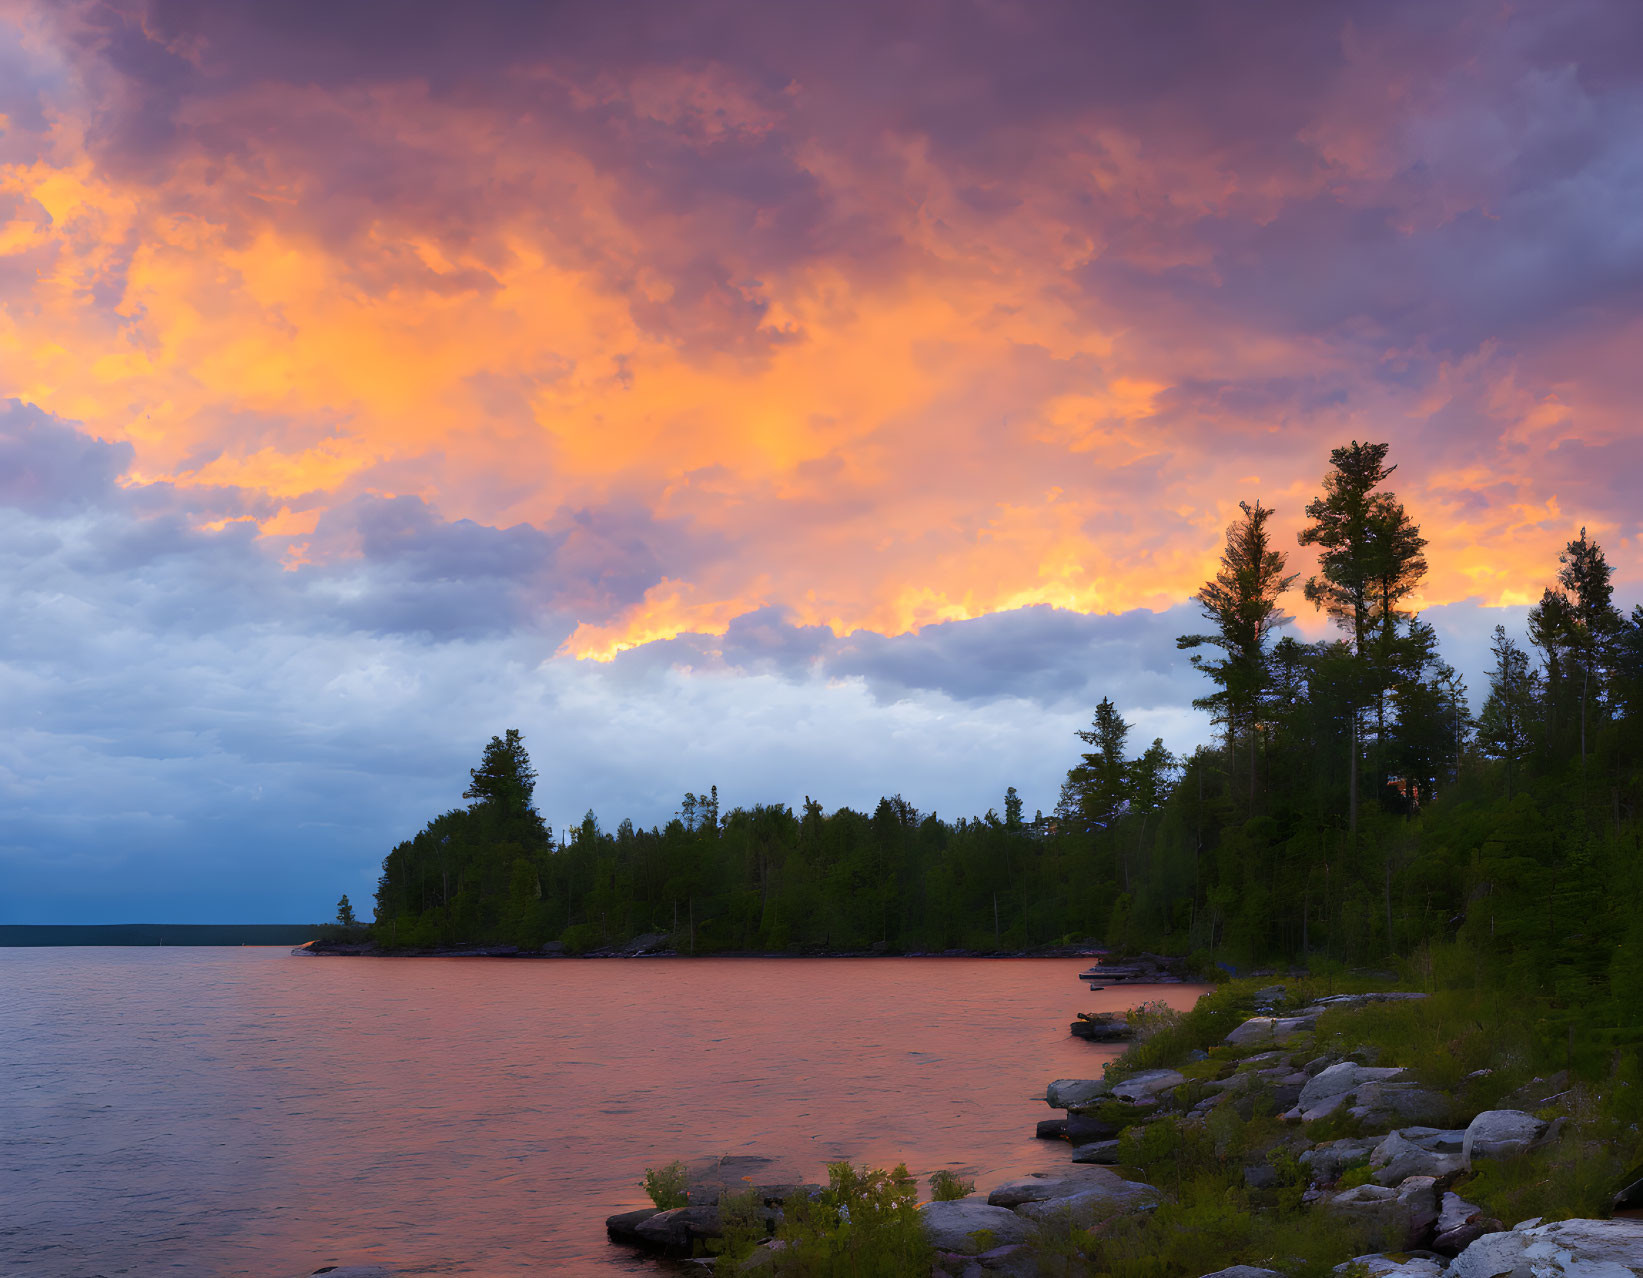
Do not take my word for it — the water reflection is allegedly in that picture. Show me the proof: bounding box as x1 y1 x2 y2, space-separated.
1 949 1203 1275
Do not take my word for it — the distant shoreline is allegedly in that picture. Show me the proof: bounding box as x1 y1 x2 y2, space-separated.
295 936 1195 979
0 923 322 947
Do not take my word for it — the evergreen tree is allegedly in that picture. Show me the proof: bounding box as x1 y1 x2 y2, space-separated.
336 894 356 927
1297 442 1427 836
1476 626 1540 799
464 729 541 821
1067 697 1133 829
1178 499 1297 811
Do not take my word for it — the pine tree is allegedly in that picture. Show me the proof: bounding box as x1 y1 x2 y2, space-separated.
464 729 540 820
1178 499 1297 811
1297 442 1427 838
1476 626 1540 799
336 894 356 927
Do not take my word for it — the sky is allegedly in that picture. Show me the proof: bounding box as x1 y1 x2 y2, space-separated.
2 1 1640 923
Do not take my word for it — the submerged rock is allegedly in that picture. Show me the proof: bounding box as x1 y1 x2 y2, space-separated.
305 1268 396 1278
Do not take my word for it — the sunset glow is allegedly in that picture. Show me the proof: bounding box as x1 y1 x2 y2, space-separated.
4 0 1641 922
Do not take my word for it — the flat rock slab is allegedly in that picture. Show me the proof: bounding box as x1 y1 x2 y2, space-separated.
1013 1179 1158 1224
1046 1078 1111 1109
988 1166 1129 1208
1334 1255 1445 1278
1111 1069 1187 1103
1450 1217 1643 1278
1306 992 1430 1012
1071 1139 1122 1164
1225 1015 1318 1046
921 1200 1035 1255
1202 1268 1284 1278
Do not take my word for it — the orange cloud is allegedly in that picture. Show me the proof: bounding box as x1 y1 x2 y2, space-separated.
3 5 1635 660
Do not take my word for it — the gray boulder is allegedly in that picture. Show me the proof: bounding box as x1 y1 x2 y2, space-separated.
1463 1109 1548 1167
1301 1136 1380 1184
1071 1140 1122 1164
1065 1113 1121 1144
1299 1062 1407 1113
920 1200 1035 1254
632 1205 722 1248
1046 1078 1111 1109
1111 1069 1187 1103
1439 1191 1486 1235
1370 1130 1466 1184
1349 1082 1451 1129
1326 1175 1438 1249
1013 1178 1158 1224
1449 1217 1643 1278
606 1207 663 1244
1202 1269 1283 1278
1401 1126 1468 1154
1431 1191 1502 1254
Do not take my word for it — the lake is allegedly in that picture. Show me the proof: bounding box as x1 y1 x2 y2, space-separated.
1 948 1204 1275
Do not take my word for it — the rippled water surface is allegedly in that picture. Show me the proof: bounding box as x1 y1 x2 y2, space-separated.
1 949 1203 1276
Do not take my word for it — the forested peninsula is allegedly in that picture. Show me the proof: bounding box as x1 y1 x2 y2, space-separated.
346 440 1642 1026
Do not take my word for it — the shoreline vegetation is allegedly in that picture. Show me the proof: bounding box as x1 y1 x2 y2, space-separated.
607 972 1643 1277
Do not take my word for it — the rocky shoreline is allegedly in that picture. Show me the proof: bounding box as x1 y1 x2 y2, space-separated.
605 980 1643 1276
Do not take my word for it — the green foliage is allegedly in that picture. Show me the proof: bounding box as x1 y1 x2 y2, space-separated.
927 1168 974 1201
743 1162 930 1277
335 894 356 927
1106 984 1250 1080
643 1160 689 1210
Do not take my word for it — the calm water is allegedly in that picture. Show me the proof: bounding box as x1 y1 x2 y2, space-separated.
1 949 1204 1277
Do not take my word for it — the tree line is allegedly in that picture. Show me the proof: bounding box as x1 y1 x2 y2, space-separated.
367 441 1643 1039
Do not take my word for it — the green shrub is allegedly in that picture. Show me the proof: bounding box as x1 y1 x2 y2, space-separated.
763 1162 932 1277
927 1168 974 1201
1106 983 1253 1080
643 1159 689 1209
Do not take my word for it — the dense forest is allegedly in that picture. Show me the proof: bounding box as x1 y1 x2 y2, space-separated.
369 441 1643 1038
